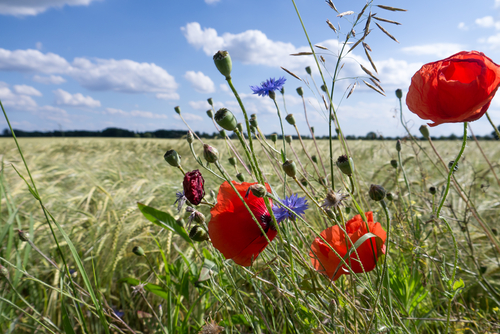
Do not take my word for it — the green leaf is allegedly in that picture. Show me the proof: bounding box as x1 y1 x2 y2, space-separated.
281 149 286 163
61 299 76 334
120 277 170 300
453 278 465 291
137 203 192 245
198 258 218 282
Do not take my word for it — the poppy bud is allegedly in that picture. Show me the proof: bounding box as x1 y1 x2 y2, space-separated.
285 114 296 125
207 98 213 106
268 90 276 100
132 246 145 257
336 155 353 176
311 127 315 134
0 265 9 280
187 207 206 224
164 149 181 167
369 184 386 201
250 117 258 128
325 209 336 220
395 89 403 99
335 128 340 135
247 184 267 198
386 192 394 201
300 178 308 186
419 125 430 139
174 106 181 115
206 109 214 119
203 144 219 163
219 129 226 138
270 133 278 144
345 207 351 214
228 157 237 166
250 125 256 134
429 186 437 195
280 87 285 95
215 108 238 131
18 230 30 242
312 155 318 163
321 84 327 92
176 218 185 227
396 139 402 152
189 226 209 242
448 161 459 173
282 160 297 177
492 228 498 236
236 173 245 182
285 135 292 144
213 50 232 79
183 170 205 205
187 131 194 144
390 159 398 169
305 66 312 75
296 87 304 96
235 123 243 133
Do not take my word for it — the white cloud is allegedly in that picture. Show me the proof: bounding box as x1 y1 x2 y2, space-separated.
105 108 168 119
479 33 500 48
457 22 469 31
220 83 229 92
189 100 223 110
33 75 66 85
0 83 38 110
54 89 101 108
495 0 500 8
35 42 43 50
0 0 102 16
475 16 500 29
173 113 203 121
0 48 70 73
401 43 464 58
13 85 42 96
184 71 215 93
376 58 423 87
205 0 220 3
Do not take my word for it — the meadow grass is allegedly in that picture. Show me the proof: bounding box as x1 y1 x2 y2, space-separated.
1 136 499 333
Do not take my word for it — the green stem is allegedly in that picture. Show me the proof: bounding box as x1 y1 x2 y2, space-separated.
485 111 500 140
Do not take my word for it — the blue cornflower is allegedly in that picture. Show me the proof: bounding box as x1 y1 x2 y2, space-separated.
250 77 286 97
272 194 308 223
174 191 187 212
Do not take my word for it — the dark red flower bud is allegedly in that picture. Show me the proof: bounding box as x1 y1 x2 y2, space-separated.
183 170 205 205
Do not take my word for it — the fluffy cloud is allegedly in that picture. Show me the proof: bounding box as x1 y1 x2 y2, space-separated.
173 113 203 121
184 71 215 93
0 83 38 110
401 43 464 58
106 108 168 119
0 0 101 16
204 0 220 4
54 89 101 108
0 48 70 73
33 75 66 85
13 85 42 96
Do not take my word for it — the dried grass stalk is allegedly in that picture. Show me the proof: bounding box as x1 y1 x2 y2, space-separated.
281 67 302 81
364 48 378 73
326 19 337 33
360 64 379 82
369 78 384 92
325 0 338 13
346 82 357 99
315 44 329 50
363 42 372 52
373 16 402 25
363 80 386 96
291 52 314 56
337 11 354 18
376 5 407 12
375 22 400 43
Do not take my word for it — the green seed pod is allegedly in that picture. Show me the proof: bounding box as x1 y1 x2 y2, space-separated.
300 177 308 187
296 87 304 96
396 139 402 152
419 125 430 139
187 131 194 144
214 108 238 131
206 109 214 119
236 173 245 182
18 230 30 242
390 159 398 169
285 114 296 125
282 160 297 177
228 156 237 166
189 226 209 242
285 135 292 144
268 90 276 100
164 149 181 167
395 89 403 99
207 98 214 106
336 155 353 176
492 228 498 236
280 87 285 95
193 211 205 225
203 144 219 164
248 184 267 198
429 186 437 195
311 126 314 134
176 218 185 227
174 106 181 115
305 66 312 75
213 50 232 79
386 192 394 201
219 129 226 138
250 117 258 128
312 155 318 163
132 246 145 257
325 209 336 220
345 207 351 214
321 84 327 92
369 184 386 201
335 128 340 135
270 133 278 144
236 123 244 133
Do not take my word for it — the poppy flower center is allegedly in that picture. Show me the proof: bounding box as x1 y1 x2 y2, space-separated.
260 212 274 231
442 60 482 84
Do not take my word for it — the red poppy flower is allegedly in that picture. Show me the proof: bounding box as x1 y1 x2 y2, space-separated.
406 51 500 127
183 170 205 205
309 212 386 281
208 181 275 266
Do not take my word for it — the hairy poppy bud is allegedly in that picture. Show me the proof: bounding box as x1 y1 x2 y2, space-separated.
250 116 258 128
285 114 296 125
250 125 256 134
164 149 181 167
132 246 145 257
280 87 285 95
236 123 244 133
219 129 226 138
386 192 394 201
270 133 278 144
268 90 276 100
305 66 312 75
395 89 403 99
312 155 318 163
18 230 30 242
174 106 181 115
236 173 245 182
213 50 232 79
321 84 327 92
336 155 353 176
207 98 213 106
285 135 292 144
335 128 340 135
419 125 430 139
183 170 205 205
228 157 237 166
429 186 437 195
396 139 402 152
311 126 315 134
215 108 237 131
369 184 386 201
345 207 351 214
189 226 209 242
300 177 308 187
247 184 267 198
203 144 219 163
390 159 398 169
0 265 9 280
282 160 297 177
296 87 304 96
206 109 214 119
186 207 206 224
187 131 194 144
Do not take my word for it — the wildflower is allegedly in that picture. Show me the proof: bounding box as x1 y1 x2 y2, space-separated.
406 51 500 126
310 212 387 281
183 170 205 206
208 181 276 266
250 77 286 97
322 189 349 210
174 191 187 212
113 309 124 318
272 194 308 223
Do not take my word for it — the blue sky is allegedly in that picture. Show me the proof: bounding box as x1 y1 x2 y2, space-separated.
1 0 500 137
